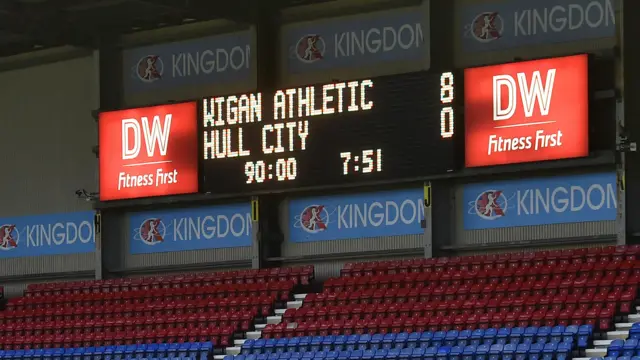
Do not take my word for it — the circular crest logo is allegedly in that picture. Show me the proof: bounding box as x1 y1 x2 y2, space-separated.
468 12 504 43
133 55 164 83
292 34 326 64
0 224 18 250
472 190 508 220
135 218 166 245
294 204 330 234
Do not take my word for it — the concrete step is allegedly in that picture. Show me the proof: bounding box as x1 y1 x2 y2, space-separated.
246 331 262 339
607 330 630 340
214 355 226 360
234 339 247 346
225 347 241 356
255 323 267 331
616 323 635 331
294 294 307 301
266 315 282 324
594 339 613 348
287 300 303 309
275 308 287 316
629 314 640 323
585 348 607 358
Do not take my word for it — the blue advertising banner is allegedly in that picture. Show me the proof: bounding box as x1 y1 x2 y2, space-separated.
123 31 252 95
0 211 95 259
283 8 427 74
129 204 252 254
459 0 616 53
463 173 617 230
289 189 424 242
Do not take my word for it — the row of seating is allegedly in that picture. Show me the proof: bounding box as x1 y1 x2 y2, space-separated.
241 327 593 354
0 342 212 360
24 266 314 297
340 246 640 276
0 328 234 350
225 343 574 360
326 265 640 291
12 282 294 308
303 285 637 307
261 307 614 337
608 339 640 358
0 295 278 322
283 295 633 323
0 312 256 335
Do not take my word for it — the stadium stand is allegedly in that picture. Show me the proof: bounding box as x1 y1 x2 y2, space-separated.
1 247 640 360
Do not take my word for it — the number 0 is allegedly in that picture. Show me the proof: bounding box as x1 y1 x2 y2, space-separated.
441 107 454 139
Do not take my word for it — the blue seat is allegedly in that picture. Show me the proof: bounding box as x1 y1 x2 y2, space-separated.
268 353 280 360
435 345 450 360
461 345 476 360
445 331 459 347
509 328 524 345
550 326 565 344
483 328 497 346
419 333 433 348
432 331 446 347
556 342 572 360
624 339 639 356
178 343 191 358
267 338 280 353
361 350 374 360
314 350 328 360
387 349 400 360
407 333 420 348
349 350 363 360
383 334 396 350
502 343 516 360
409 348 424 360
223 356 235 360
333 336 347 352
541 342 557 360
423 347 437 360
632 356 640 360
496 328 510 345
346 336 359 351
399 348 413 360
523 327 538 345
280 354 292 360
243 340 256 354
536 326 551 343
310 337 323 352
578 325 593 349
631 323 640 340
470 330 484 347
278 338 290 353
258 353 270 360
609 339 625 357
475 344 490 360
528 343 543 360
372 349 386 360
299 337 312 352
449 346 463 360
370 335 384 350
515 343 529 360
488 344 503 360
254 340 267 354
395 333 409 349
325 351 338 360
357 335 370 351
458 330 472 347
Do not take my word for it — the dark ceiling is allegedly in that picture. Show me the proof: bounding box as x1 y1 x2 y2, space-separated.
0 0 328 58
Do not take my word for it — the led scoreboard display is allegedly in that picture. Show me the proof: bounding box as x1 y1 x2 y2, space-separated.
200 71 458 194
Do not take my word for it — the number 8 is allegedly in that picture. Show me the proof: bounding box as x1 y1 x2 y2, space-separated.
440 72 454 104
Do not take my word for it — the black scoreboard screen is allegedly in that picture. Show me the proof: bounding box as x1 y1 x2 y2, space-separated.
200 71 458 195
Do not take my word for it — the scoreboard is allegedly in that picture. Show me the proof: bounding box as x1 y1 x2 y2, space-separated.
199 71 459 194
